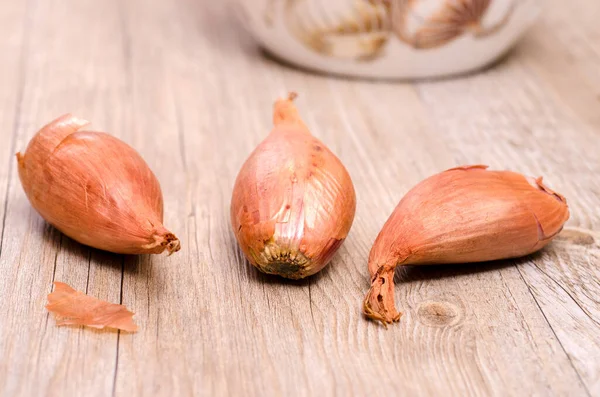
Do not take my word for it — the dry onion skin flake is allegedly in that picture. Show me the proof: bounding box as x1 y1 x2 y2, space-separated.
46 282 138 332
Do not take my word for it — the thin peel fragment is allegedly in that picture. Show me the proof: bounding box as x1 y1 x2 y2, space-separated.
46 281 138 332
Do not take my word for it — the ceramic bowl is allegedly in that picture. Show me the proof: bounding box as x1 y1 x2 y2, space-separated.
236 0 541 79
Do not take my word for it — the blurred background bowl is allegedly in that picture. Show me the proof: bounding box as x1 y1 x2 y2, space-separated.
236 0 541 79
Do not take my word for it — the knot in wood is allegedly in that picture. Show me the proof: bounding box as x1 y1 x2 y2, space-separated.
417 301 462 327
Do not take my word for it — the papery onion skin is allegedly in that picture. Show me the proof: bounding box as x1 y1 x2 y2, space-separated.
17 114 180 255
46 281 138 332
231 93 356 279
364 165 569 325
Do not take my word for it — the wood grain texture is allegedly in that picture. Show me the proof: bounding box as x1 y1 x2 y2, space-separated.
0 0 598 396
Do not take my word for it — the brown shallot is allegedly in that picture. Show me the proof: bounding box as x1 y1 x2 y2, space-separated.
231 93 356 279
364 165 569 325
46 282 137 332
17 114 180 255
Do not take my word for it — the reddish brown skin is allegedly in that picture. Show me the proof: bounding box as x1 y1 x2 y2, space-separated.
46 282 138 332
230 94 356 279
364 165 570 325
17 114 180 255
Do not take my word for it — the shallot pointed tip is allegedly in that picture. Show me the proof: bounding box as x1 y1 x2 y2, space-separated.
528 176 568 204
273 91 305 128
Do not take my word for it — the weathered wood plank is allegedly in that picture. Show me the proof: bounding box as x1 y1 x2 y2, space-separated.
517 0 600 132
0 0 598 396
0 1 130 396
415 36 600 393
0 0 43 394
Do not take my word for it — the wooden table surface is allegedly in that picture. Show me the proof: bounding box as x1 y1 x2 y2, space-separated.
1 1 599 396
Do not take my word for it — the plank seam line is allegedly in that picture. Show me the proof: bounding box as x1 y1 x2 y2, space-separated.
515 263 591 396
112 256 125 397
308 279 317 330
532 261 600 328
84 250 92 294
44 234 63 330
0 0 34 260
113 1 131 394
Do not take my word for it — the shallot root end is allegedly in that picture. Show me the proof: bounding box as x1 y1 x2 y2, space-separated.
142 228 181 255
363 264 402 326
255 242 314 279
165 234 181 255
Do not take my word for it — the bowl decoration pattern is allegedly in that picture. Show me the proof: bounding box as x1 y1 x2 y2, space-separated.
239 0 540 79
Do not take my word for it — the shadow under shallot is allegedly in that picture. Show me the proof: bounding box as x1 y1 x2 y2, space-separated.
392 250 544 285
50 323 126 334
243 253 334 288
39 218 148 278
